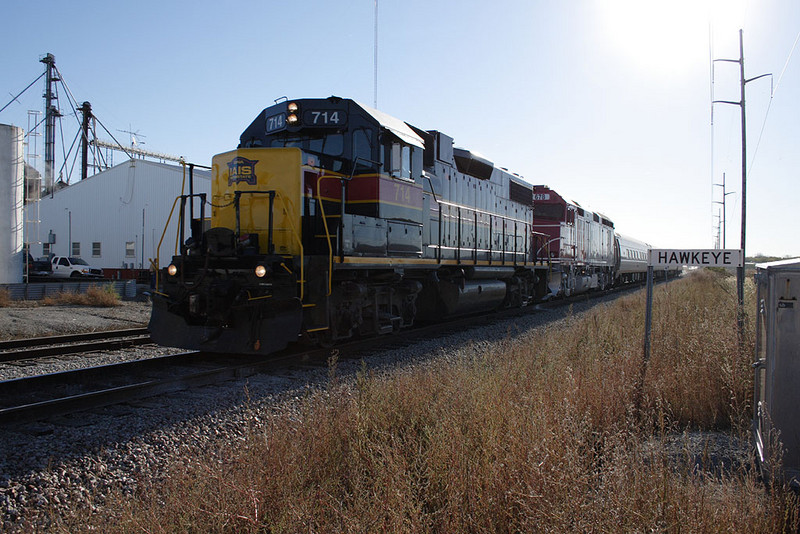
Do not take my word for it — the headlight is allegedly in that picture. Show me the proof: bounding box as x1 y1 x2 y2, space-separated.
254 265 267 278
167 264 178 276
287 113 298 124
287 102 298 112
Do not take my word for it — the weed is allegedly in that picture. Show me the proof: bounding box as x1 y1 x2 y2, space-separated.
40 285 121 307
59 270 796 532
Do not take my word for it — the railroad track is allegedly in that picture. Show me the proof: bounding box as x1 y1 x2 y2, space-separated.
0 328 152 363
0 280 661 426
0 350 309 426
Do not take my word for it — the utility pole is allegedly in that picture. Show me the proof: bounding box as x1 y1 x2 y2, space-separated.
712 29 771 347
713 172 735 248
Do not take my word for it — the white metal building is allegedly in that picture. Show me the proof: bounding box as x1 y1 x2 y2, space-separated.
25 158 211 272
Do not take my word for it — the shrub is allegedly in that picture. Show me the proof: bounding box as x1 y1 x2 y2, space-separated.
40 285 120 307
0 288 10 307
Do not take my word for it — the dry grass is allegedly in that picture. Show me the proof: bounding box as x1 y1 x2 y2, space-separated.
61 270 799 532
0 288 10 307
40 285 121 307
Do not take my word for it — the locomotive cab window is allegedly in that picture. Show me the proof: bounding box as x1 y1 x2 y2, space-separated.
391 143 411 179
381 135 421 181
352 128 375 172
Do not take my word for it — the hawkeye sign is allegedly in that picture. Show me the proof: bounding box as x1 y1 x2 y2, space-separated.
648 249 743 269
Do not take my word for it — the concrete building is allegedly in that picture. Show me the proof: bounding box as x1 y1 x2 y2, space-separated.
25 158 211 274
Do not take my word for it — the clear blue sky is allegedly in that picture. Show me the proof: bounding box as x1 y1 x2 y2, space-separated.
1 0 797 257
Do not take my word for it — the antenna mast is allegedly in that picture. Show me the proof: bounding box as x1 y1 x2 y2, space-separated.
373 0 378 108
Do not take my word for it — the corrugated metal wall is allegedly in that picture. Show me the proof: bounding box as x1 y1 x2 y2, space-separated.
2 280 138 300
25 159 210 271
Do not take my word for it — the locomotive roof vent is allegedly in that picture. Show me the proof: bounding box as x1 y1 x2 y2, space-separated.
355 101 424 148
453 147 494 180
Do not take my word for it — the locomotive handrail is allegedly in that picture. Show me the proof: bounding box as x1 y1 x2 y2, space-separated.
433 197 532 226
155 195 183 292
315 175 339 296
273 193 305 301
537 237 561 258
233 190 276 253
223 189 306 300
178 193 207 255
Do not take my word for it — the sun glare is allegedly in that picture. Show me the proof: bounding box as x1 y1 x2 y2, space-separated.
595 0 747 79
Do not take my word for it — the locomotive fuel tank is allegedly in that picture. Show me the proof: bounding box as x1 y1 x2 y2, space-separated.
438 279 507 316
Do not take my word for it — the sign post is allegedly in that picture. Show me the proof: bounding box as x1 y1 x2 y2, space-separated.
636 249 744 415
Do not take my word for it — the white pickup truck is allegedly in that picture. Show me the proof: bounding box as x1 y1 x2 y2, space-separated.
50 256 104 278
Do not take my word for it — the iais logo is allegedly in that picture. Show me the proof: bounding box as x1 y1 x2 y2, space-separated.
227 157 258 186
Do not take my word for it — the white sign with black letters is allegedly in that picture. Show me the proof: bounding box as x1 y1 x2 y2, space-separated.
648 249 743 268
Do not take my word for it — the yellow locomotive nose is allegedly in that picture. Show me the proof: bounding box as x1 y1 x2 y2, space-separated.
211 148 303 257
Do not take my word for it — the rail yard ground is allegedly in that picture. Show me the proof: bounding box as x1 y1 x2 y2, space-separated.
1 271 798 531
0 297 150 340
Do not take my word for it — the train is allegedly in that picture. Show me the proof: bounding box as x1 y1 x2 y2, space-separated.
148 96 674 355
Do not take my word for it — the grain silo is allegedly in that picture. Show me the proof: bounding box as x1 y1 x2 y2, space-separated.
0 124 24 284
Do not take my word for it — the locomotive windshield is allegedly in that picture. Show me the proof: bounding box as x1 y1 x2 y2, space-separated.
262 132 346 172
268 133 344 156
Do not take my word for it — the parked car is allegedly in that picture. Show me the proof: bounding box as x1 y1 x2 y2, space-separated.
50 256 104 278
25 253 52 277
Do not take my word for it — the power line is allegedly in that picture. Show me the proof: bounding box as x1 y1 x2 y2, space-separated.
0 72 45 114
747 27 800 175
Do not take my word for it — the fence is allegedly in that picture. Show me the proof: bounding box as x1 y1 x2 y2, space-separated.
1 280 140 301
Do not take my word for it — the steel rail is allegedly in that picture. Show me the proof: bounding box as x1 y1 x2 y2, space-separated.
0 351 297 426
0 328 152 362
0 328 150 350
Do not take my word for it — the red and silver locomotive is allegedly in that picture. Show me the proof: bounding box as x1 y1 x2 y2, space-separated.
149 97 663 355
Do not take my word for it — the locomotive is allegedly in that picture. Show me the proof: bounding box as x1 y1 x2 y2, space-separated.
149 96 659 355
531 185 655 296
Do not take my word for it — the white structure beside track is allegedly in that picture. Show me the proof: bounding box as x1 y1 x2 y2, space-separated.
0 124 24 284
24 158 210 275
